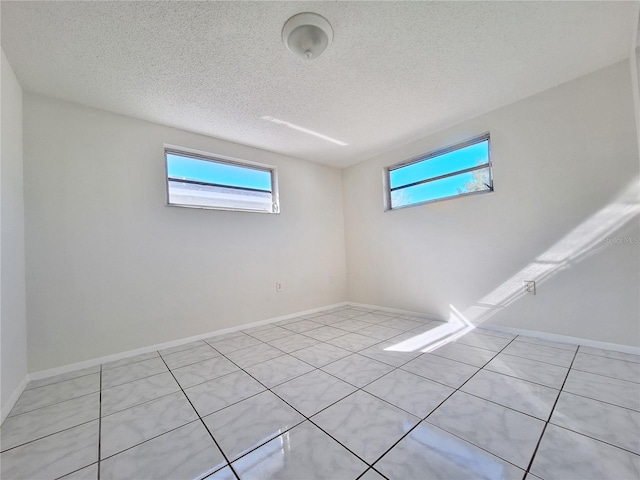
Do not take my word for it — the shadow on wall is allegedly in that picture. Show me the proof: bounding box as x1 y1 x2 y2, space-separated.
387 176 640 353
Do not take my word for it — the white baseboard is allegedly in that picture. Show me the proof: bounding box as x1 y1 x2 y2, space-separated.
28 302 348 383
478 324 640 355
22 300 640 388
347 302 640 355
1 375 29 425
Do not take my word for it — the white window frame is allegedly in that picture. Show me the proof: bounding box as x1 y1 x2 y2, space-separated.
383 133 493 211
164 145 280 214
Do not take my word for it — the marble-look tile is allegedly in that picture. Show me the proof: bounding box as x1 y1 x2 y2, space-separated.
357 324 406 341
332 308 370 318
473 328 516 340
272 369 357 417
205 466 236 479
550 392 640 454
311 314 348 325
513 336 577 352
400 354 479 388
101 357 168 389
461 369 559 420
10 373 100 416
578 346 640 364
101 372 180 416
501 341 575 368
245 326 295 342
384 330 426 343
205 331 246 343
453 331 513 352
427 391 545 469
162 344 220 370
303 325 349 341
330 318 380 333
312 390 419 463
185 370 266 417
101 391 198 458
356 312 398 324
281 319 325 333
172 356 239 389
563 369 640 411
232 420 367 480
321 354 394 388
572 352 640 383
102 351 160 370
375 422 525 480
265 333 319 353
429 342 497 367
203 391 304 461
399 314 435 324
207 333 263 354
358 341 422 367
58 463 98 480
359 468 387 480
159 340 207 356
0 420 98 480
1 393 99 451
364 369 454 418
407 323 438 336
100 421 226 480
25 366 100 390
225 343 284 368
484 353 568 389
245 355 315 388
530 424 640 480
290 343 351 368
382 318 424 331
326 332 380 352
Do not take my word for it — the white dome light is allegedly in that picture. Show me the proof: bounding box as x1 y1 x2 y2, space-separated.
282 12 333 60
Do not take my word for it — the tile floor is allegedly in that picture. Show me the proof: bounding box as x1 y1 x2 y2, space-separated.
1 306 639 480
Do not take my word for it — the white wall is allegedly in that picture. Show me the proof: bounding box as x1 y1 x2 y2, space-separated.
343 60 640 347
1 50 28 418
23 94 347 371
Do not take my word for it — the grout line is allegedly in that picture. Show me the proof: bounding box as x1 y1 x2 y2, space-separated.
498 351 575 370
24 369 101 392
97 365 102 480
558 390 640 413
575 348 640 365
4 389 101 420
365 336 524 473
524 346 579 475
101 352 162 372
0 417 99 454
213 341 387 469
157 355 242 480
97 419 202 462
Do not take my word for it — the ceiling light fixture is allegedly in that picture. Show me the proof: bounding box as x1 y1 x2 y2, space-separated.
261 116 348 146
282 12 333 60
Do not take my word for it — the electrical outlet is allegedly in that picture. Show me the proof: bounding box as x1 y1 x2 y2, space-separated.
276 282 283 292
524 280 536 295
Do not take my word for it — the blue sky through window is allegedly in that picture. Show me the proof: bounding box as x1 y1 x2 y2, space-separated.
389 140 490 207
167 153 272 191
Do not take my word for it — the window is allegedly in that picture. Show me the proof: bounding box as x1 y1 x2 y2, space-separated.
384 133 492 210
165 147 279 213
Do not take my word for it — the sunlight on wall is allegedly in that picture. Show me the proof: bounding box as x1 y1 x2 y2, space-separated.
386 177 639 353
465 177 639 325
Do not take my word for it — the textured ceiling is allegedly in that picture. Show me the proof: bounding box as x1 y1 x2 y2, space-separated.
1 1 637 167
